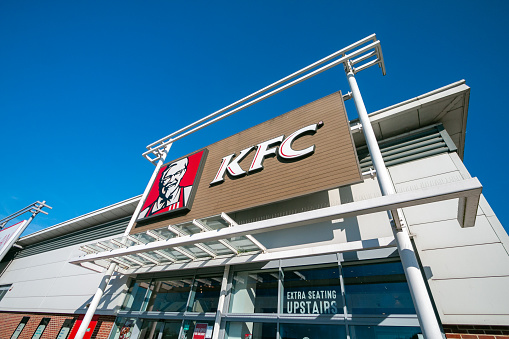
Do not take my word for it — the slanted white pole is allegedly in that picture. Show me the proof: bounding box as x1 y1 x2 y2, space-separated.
346 62 443 339
74 263 117 339
123 143 172 236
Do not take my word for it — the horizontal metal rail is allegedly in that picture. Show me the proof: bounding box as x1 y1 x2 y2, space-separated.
70 177 482 265
143 34 385 163
0 201 52 229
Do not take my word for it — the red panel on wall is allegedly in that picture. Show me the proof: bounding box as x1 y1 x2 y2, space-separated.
67 315 99 339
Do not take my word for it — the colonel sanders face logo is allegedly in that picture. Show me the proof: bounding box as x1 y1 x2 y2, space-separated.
159 158 188 203
137 149 207 221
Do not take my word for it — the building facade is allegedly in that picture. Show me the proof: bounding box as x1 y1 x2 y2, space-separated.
0 81 508 339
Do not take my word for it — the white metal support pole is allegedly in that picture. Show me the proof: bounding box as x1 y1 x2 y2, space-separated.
123 143 173 236
74 262 117 339
0 201 52 262
346 62 443 339
212 265 230 339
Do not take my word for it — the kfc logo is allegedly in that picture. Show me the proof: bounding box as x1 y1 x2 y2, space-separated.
211 122 322 185
138 149 207 221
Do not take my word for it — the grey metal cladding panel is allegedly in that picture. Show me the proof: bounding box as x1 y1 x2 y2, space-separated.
357 125 454 172
13 216 130 259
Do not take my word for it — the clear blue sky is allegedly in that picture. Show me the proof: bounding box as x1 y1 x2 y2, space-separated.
1 0 508 236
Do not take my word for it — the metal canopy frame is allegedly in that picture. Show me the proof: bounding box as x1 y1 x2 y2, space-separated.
0 201 52 230
71 177 481 270
142 34 385 164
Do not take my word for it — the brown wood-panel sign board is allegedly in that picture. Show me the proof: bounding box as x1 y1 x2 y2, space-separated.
132 91 361 234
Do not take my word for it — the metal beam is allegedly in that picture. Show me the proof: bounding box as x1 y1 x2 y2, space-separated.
124 236 397 275
220 213 267 253
193 219 239 255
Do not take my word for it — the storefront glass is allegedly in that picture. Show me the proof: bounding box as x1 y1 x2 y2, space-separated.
279 323 347 339
225 322 277 339
181 320 215 339
282 265 342 315
119 259 421 339
343 261 415 315
146 277 193 312
229 270 279 313
138 320 182 339
188 275 223 313
349 325 422 339
122 279 152 311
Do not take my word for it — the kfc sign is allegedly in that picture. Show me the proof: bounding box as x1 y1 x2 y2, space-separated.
211 122 323 185
137 149 208 222
133 92 362 233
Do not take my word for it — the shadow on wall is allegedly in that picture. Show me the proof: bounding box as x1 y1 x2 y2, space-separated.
76 273 125 314
233 186 363 250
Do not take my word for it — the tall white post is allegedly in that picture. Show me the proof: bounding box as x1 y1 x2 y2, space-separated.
346 64 443 339
212 265 230 339
74 263 117 339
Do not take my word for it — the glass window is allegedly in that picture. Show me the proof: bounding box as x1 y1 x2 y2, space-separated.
181 320 215 339
229 270 279 313
349 325 422 339
282 265 342 315
188 275 222 313
56 319 75 339
139 320 182 339
225 322 277 339
0 284 11 302
108 318 138 339
146 277 193 312
343 261 415 315
10 317 30 339
31 318 50 339
279 323 347 339
122 279 152 311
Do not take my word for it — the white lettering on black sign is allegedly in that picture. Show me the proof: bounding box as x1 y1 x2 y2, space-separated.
210 122 322 185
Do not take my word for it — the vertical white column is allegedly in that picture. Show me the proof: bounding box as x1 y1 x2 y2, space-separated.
74 263 117 339
212 265 230 339
346 66 443 339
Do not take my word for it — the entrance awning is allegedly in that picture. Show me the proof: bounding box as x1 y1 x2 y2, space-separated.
70 177 482 273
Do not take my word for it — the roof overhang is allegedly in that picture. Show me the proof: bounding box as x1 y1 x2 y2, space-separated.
350 80 470 159
18 195 141 246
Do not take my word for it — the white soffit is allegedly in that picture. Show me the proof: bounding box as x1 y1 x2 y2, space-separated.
350 80 470 159
17 195 142 246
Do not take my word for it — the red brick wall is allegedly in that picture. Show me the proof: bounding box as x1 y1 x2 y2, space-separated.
445 325 509 339
0 312 116 339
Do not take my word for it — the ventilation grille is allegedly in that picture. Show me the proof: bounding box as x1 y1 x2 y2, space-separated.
357 124 456 173
12 217 130 260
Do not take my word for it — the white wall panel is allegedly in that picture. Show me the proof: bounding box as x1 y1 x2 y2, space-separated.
356 212 393 239
46 273 103 297
433 276 509 316
0 235 124 314
394 171 464 194
402 199 459 226
388 154 457 184
0 296 45 311
410 215 500 250
4 279 55 298
37 295 96 313
420 243 509 279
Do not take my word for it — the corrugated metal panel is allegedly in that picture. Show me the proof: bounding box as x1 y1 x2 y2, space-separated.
13 217 130 259
357 124 455 172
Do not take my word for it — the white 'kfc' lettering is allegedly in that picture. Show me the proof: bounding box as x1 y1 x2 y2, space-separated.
210 123 320 185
